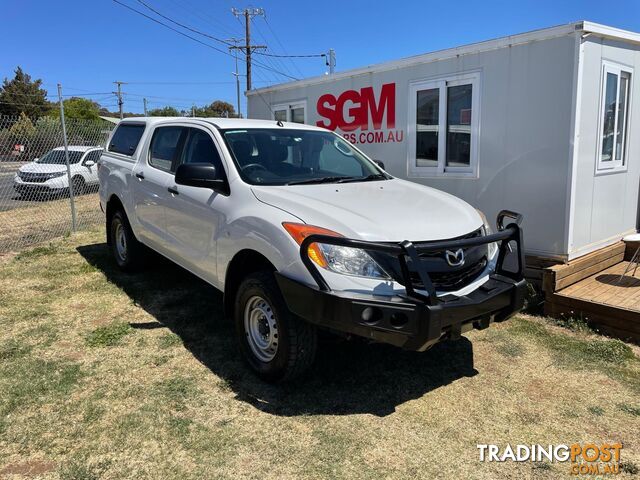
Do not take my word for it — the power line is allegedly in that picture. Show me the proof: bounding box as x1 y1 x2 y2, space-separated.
257 51 326 58
248 16 295 82
135 0 234 47
262 16 305 78
111 0 297 81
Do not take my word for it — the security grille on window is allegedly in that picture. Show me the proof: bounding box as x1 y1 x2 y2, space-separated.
408 73 480 177
598 62 632 172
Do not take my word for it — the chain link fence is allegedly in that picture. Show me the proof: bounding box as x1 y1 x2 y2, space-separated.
0 115 115 253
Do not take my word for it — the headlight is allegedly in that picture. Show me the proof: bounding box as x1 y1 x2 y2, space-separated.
318 244 388 278
282 222 389 279
477 209 498 259
45 171 66 179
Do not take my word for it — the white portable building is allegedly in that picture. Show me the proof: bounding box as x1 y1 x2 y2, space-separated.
247 21 640 263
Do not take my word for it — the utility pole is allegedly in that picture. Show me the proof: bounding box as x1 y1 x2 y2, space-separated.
327 48 336 74
231 8 266 91
227 37 242 117
192 104 196 117
143 98 148 116
114 81 126 119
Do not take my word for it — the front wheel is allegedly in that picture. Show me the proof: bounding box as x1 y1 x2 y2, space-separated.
234 271 317 382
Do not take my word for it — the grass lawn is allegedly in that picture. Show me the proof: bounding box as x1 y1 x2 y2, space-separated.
0 228 639 479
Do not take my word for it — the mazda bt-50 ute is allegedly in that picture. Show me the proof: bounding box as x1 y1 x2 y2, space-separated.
98 117 526 382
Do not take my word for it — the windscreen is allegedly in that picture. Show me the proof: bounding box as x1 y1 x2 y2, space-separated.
36 150 84 165
221 129 385 186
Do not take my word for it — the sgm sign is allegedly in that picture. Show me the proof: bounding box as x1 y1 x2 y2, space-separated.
316 83 404 145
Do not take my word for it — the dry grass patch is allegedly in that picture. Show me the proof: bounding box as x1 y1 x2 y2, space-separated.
0 192 102 253
0 228 639 479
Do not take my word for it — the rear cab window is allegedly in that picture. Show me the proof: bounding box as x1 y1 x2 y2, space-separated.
108 123 146 156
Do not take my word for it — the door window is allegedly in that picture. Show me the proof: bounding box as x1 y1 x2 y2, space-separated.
180 128 225 174
149 127 187 172
83 150 102 164
108 123 145 156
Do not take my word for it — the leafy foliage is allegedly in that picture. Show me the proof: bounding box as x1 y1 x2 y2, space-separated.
0 66 52 118
148 105 181 117
195 100 236 118
50 97 101 120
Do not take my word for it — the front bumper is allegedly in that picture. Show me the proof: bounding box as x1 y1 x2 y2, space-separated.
14 177 67 194
276 210 527 351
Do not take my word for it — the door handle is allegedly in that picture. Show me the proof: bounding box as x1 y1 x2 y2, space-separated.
168 186 179 195
135 172 145 180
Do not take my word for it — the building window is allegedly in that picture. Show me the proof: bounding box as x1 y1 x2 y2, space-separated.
408 73 480 177
272 101 306 124
598 62 632 172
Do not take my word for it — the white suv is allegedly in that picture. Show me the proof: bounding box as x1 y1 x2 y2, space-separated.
14 146 102 198
99 117 526 382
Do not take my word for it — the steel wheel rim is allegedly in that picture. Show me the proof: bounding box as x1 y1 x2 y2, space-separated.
244 295 278 362
114 220 127 262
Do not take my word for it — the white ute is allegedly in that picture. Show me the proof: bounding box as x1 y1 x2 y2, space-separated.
99 117 527 381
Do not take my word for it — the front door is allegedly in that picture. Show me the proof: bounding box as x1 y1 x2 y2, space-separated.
163 126 228 282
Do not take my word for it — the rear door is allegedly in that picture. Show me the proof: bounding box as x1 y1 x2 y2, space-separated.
132 125 187 251
163 126 228 282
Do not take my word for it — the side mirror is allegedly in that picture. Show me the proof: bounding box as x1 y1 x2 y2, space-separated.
175 163 228 193
84 160 96 167
373 159 385 170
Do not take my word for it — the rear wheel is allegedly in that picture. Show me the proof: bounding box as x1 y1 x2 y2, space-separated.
235 271 317 382
109 209 145 271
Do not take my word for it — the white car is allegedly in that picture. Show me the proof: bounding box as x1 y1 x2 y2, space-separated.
99 117 526 382
14 146 102 198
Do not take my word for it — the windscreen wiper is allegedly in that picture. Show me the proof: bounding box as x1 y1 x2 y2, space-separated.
287 176 354 185
336 173 389 183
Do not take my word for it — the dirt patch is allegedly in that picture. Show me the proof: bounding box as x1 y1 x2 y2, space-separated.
1 460 56 476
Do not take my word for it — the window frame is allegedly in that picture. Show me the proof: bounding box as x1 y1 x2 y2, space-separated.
272 100 307 124
407 72 481 179
596 61 633 174
177 127 229 183
147 126 188 174
82 149 102 165
107 122 146 157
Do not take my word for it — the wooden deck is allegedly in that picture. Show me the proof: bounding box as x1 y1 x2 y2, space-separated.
545 260 640 342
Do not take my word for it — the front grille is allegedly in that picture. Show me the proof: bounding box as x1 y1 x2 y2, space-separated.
370 228 490 292
19 172 50 183
409 256 488 291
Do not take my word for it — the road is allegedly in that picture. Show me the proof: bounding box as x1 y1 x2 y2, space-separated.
0 162 27 211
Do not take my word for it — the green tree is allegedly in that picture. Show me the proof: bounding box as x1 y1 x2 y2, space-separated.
195 100 236 118
50 97 101 120
0 67 51 118
9 112 36 137
148 106 181 117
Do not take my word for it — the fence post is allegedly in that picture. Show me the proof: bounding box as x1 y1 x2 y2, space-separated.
57 83 77 232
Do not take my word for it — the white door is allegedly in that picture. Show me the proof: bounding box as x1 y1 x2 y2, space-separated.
81 150 101 185
163 127 227 282
132 126 187 250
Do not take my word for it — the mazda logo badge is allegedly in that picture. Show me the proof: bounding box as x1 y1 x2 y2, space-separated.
445 249 465 267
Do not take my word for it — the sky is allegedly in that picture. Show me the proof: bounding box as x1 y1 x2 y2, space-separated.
2 0 640 116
